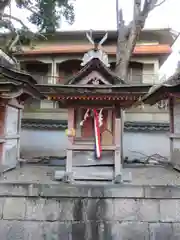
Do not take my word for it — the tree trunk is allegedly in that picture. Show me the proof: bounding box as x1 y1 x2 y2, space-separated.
115 0 164 82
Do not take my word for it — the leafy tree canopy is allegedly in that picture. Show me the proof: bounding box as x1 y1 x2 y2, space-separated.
0 0 75 54
18 0 75 33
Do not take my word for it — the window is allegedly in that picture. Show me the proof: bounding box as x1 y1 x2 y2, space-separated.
128 62 143 83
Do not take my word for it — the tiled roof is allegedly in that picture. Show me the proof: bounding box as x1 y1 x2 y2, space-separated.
163 71 180 86
142 70 180 104
0 64 43 99
21 119 169 132
16 44 172 56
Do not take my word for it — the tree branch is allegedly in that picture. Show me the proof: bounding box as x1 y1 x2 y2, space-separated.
3 13 29 29
3 13 47 39
1 12 47 54
0 0 10 13
22 4 41 18
141 0 166 16
9 34 19 49
154 0 166 7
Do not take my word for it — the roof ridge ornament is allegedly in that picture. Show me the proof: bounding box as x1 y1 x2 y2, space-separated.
81 30 110 67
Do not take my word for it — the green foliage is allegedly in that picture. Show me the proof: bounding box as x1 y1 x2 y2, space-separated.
17 0 75 33
0 0 75 54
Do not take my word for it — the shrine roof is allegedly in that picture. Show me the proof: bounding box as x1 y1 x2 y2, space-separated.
66 58 124 85
37 57 151 96
37 83 151 95
36 55 152 106
142 71 180 105
0 65 43 100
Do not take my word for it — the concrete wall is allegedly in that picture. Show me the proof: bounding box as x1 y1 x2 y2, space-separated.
20 129 68 157
0 182 180 239
124 132 170 159
20 129 170 159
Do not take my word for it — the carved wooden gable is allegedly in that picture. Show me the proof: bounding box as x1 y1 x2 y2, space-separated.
78 71 112 85
67 57 124 85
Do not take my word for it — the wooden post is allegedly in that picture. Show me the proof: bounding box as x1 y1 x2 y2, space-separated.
114 107 122 182
0 104 6 163
66 108 74 174
17 109 22 162
120 109 124 165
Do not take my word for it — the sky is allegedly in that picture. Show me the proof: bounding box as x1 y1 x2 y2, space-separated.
7 0 180 79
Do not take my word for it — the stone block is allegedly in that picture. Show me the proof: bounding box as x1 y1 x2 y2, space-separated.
114 199 137 221
114 199 160 222
25 198 45 221
25 198 60 221
26 198 74 222
88 186 105 198
83 199 114 221
104 185 144 198
3 198 26 220
72 222 86 240
149 223 173 240
0 198 4 219
44 199 60 221
160 200 180 222
23 221 44 240
43 222 71 240
77 221 127 240
137 199 160 222
84 222 99 240
110 222 149 240
0 220 26 240
172 223 180 240
27 184 39 197
144 186 180 199
101 222 117 240
0 184 27 196
73 199 84 221
59 198 74 221
0 183 39 197
40 184 89 198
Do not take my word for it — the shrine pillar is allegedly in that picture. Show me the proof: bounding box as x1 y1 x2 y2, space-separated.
66 108 75 175
0 105 6 163
114 107 122 181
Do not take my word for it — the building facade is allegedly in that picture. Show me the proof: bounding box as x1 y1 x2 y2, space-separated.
15 29 177 160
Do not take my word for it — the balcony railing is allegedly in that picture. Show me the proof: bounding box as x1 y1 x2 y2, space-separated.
127 73 159 84
31 75 60 84
31 73 159 85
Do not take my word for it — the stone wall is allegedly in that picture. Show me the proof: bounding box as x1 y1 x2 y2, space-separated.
0 182 180 239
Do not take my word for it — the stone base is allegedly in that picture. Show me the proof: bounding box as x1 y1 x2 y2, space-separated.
54 169 132 184
0 183 180 239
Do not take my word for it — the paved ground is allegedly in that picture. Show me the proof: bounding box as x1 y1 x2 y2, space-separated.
1 164 180 185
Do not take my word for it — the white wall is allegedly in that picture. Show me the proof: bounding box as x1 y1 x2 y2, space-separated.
20 129 68 158
20 129 170 160
123 132 170 160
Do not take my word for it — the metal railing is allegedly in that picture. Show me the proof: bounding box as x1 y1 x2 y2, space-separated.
31 75 60 84
127 73 159 84
31 73 159 85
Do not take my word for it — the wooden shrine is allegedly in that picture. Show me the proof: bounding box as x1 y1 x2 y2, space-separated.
143 71 180 171
0 64 42 169
38 33 151 182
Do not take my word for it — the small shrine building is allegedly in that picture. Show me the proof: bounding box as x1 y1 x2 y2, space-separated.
143 71 180 171
0 64 42 169
38 35 151 182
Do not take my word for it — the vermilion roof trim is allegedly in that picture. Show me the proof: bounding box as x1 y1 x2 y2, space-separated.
16 44 172 56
